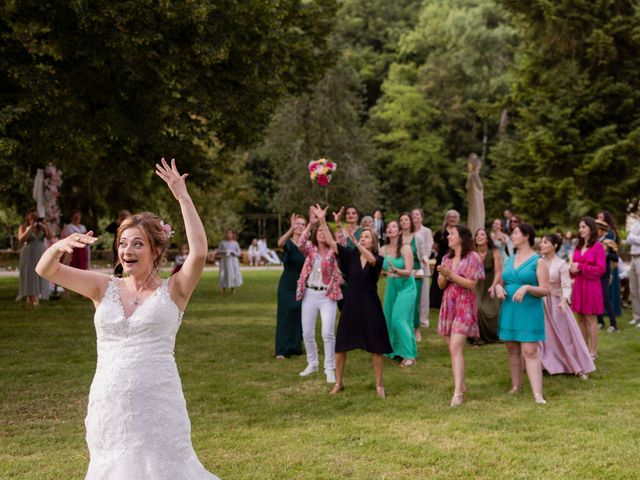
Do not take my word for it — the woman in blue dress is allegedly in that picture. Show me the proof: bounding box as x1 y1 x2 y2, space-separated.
495 223 550 404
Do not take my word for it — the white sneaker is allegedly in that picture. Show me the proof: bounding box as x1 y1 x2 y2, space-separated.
325 370 336 383
299 364 318 377
630 318 639 325
636 323 640 329
607 326 619 333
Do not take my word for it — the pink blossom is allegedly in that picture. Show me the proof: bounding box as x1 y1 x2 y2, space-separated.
317 174 329 186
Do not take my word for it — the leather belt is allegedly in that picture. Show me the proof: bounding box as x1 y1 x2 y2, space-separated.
306 284 328 291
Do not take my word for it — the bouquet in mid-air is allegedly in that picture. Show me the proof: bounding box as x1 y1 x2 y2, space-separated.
308 158 337 187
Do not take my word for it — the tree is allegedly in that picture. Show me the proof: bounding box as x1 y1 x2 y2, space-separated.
0 0 337 225
488 0 640 226
260 61 380 214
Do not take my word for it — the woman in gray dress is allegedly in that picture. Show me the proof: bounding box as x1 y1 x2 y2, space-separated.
17 210 54 304
217 228 243 294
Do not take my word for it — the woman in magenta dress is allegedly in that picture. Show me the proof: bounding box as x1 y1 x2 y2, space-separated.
539 234 595 378
570 217 606 359
437 224 485 406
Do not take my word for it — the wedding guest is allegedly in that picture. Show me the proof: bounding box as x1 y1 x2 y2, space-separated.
16 210 53 305
502 209 514 234
570 217 606 359
248 239 261 266
373 209 385 244
472 228 502 345
598 210 622 317
491 218 511 264
412 208 434 330
400 212 425 341
274 214 307 359
172 243 189 275
539 234 595 378
360 216 374 231
335 205 363 311
595 219 618 332
430 210 460 309
217 228 243 294
61 210 91 270
297 206 342 383
626 200 640 327
437 225 485 406
558 230 576 261
258 235 281 265
380 220 417 367
34 158 218 478
106 209 130 275
325 219 391 399
495 223 550 404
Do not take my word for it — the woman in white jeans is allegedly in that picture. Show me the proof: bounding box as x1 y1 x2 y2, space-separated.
296 205 343 383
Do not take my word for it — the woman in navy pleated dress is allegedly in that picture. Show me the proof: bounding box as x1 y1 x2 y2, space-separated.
322 208 391 399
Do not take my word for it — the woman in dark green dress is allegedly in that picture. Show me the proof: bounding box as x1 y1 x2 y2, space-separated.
275 214 307 359
473 228 502 344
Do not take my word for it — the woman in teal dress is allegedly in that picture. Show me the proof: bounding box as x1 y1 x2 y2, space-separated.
380 220 417 367
496 223 550 404
275 214 307 358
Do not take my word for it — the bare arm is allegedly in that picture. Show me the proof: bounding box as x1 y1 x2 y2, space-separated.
491 249 502 289
17 224 31 243
437 257 478 291
155 158 207 311
277 213 297 248
388 245 414 277
35 232 107 303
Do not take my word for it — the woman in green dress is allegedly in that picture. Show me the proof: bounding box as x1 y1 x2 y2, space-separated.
495 223 550 404
400 212 424 342
275 213 307 359
473 228 502 344
380 220 417 367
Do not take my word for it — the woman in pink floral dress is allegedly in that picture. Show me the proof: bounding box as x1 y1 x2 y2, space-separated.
437 224 485 406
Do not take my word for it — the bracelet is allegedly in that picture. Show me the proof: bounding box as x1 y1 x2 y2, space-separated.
48 247 64 260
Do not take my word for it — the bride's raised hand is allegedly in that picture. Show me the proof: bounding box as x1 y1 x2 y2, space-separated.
155 158 189 201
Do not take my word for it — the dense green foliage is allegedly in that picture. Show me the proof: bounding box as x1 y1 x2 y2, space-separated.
2 271 639 478
1 0 337 223
2 0 639 234
487 0 640 225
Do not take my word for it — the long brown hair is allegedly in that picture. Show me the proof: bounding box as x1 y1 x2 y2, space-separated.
384 220 402 258
447 224 474 259
576 216 598 249
310 223 335 247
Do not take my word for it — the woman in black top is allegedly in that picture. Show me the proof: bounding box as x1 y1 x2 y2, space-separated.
321 210 391 399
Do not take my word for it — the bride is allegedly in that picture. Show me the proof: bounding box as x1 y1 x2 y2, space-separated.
36 159 219 479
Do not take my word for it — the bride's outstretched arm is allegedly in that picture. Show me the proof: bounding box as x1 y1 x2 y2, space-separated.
155 158 207 310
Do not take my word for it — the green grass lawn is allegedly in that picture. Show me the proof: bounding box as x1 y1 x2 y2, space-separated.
2 271 640 479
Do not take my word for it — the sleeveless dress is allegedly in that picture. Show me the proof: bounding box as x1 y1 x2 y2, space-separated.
410 236 422 329
539 257 595 375
86 276 218 479
335 245 392 354
275 239 305 357
382 256 417 360
16 229 50 301
498 254 545 342
475 251 500 343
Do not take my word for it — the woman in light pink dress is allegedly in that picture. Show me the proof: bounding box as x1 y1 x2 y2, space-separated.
539 234 595 378
570 217 606 359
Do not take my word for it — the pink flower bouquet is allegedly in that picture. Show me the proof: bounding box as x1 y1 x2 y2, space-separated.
308 158 337 187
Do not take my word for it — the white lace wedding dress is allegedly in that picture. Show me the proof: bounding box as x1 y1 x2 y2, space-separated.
85 276 219 479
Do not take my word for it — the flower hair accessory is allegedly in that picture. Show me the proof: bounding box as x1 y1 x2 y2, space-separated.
308 158 337 187
160 220 175 238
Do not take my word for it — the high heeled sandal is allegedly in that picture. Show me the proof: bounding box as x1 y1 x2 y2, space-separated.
376 386 386 399
507 386 521 395
330 383 344 396
450 393 464 407
534 393 547 404
399 359 417 368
